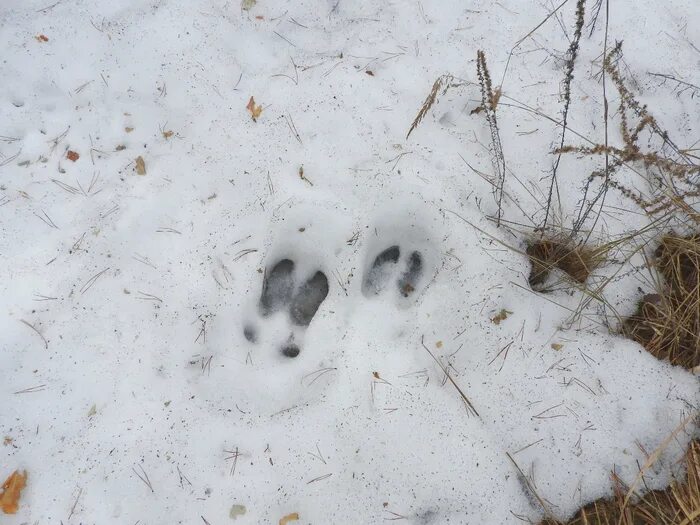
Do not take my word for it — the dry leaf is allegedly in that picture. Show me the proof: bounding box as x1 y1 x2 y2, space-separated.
469 105 484 115
35 34 49 42
436 340 443 348
241 0 256 10
491 309 512 325
365 70 375 76
66 150 79 162
162 130 174 139
255 15 265 20
298 166 313 186
372 371 380 379
551 343 563 351
125 127 134 133
2 437 13 446
246 96 263 121
279 513 299 525
135 156 146 175
1 470 27 515
115 144 126 151
230 504 247 519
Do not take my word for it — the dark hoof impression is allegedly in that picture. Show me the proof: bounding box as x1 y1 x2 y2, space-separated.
246 257 329 358
290 271 329 327
281 343 300 358
259 259 296 316
363 245 423 298
243 324 258 343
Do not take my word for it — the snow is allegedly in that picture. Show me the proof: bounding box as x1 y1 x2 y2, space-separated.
1 0 698 523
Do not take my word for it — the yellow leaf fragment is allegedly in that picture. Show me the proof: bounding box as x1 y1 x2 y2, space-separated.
230 504 246 519
491 309 512 325
279 513 299 525
1 470 28 515
551 343 563 351
246 96 263 121
135 156 146 175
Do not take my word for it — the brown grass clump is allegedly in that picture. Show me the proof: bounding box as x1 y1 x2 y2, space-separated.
540 439 700 525
623 234 700 369
526 239 604 289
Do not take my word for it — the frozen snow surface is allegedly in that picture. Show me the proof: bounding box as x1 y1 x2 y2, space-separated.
1 0 698 523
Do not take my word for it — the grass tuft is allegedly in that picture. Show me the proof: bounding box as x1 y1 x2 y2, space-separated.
526 237 605 290
541 439 700 525
622 234 700 370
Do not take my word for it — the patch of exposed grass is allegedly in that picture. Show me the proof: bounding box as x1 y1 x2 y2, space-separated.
526 238 606 290
622 234 700 370
541 439 699 525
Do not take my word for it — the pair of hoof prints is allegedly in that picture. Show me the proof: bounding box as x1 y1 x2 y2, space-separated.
244 245 424 358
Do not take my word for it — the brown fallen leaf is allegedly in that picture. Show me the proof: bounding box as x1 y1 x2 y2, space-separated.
115 145 126 151
491 309 512 325
551 343 563 351
246 96 263 121
35 34 49 42
162 130 174 139
436 340 443 348
66 150 79 162
365 70 375 76
298 166 313 186
279 512 299 525
125 127 134 133
135 156 146 175
1 470 28 515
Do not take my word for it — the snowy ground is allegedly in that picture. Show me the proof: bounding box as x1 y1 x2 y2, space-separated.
1 0 699 523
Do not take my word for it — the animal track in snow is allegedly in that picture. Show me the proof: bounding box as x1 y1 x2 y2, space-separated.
362 245 425 299
244 258 329 358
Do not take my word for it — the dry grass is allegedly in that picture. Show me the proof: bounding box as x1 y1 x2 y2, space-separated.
526 237 606 290
622 234 700 370
540 439 700 525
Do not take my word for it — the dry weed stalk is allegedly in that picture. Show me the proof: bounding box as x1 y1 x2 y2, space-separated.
564 43 700 227
406 74 462 139
542 0 586 232
476 50 507 227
